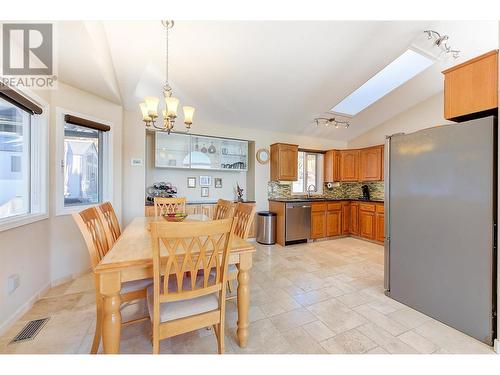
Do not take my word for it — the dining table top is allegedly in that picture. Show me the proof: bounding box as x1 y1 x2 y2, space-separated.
95 215 256 273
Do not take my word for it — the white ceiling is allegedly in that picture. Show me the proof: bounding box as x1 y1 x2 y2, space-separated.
55 20 498 142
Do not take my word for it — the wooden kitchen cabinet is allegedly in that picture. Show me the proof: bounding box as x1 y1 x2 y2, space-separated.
270 143 298 181
341 201 351 235
359 203 376 240
443 50 498 121
350 202 359 235
359 146 383 181
340 150 360 181
324 150 341 182
326 207 342 237
311 210 326 239
375 204 385 243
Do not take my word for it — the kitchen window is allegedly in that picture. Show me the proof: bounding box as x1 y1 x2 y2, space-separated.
56 110 113 215
0 88 48 231
292 151 323 195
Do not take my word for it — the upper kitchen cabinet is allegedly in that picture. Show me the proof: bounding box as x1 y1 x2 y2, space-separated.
270 143 298 181
359 145 384 181
443 50 498 121
340 150 360 181
155 132 191 168
324 150 341 182
155 132 248 171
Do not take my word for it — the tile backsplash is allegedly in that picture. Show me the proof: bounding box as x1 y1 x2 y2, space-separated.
268 181 384 201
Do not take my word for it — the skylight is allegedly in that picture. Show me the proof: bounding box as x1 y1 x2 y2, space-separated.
330 49 434 117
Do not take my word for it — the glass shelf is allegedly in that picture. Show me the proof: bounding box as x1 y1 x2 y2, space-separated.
155 132 248 171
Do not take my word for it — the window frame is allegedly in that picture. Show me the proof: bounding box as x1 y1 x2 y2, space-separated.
291 151 324 195
0 89 49 232
55 107 113 216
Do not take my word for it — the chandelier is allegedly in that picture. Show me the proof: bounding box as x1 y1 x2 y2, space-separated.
139 21 195 133
314 117 350 129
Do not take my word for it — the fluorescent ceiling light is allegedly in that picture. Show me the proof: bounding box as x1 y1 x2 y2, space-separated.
330 49 434 117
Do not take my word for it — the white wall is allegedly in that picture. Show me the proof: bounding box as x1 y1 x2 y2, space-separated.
0 83 123 331
348 93 452 148
122 109 347 225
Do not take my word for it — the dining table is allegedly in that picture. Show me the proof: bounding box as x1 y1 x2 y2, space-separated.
94 214 255 354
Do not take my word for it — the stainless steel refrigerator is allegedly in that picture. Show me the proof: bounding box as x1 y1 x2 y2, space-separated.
384 116 497 345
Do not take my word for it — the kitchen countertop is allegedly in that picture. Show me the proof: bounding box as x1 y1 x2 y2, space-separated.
145 199 256 206
268 197 384 203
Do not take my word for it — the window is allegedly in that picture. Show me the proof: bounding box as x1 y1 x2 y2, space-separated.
292 151 323 194
56 110 112 215
0 93 47 229
331 49 434 116
63 123 103 206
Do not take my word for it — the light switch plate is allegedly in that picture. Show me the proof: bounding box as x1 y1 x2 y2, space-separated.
7 274 20 295
131 158 143 166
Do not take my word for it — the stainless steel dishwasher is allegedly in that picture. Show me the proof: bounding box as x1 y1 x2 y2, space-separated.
285 202 311 244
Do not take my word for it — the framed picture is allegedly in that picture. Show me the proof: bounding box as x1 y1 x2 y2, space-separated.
187 177 196 188
201 187 209 197
214 178 222 188
199 175 212 186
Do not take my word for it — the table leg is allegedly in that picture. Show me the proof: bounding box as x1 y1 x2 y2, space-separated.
100 272 122 354
236 253 252 348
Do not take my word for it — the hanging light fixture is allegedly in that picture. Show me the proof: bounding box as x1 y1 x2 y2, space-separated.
139 21 195 133
313 117 350 129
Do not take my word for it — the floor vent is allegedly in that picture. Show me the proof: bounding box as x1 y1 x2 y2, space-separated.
9 318 50 344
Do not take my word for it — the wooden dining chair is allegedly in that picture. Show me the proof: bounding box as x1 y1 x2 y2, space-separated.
154 197 187 216
148 218 237 354
73 207 152 354
98 202 121 245
226 203 257 297
213 199 235 220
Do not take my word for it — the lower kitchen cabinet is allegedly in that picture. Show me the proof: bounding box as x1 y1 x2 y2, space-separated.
350 202 359 235
375 204 385 243
341 202 350 235
311 210 326 239
360 210 376 239
326 210 342 237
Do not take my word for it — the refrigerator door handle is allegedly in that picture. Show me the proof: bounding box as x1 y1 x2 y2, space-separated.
384 135 391 293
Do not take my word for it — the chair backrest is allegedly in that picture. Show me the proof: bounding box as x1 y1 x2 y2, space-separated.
234 203 257 239
213 199 235 220
72 207 113 270
154 197 187 216
98 202 121 245
149 218 237 305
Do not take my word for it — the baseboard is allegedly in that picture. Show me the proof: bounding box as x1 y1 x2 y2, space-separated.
0 268 91 337
0 281 51 337
494 338 500 354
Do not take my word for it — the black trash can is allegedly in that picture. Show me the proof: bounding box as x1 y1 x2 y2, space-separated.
256 211 277 245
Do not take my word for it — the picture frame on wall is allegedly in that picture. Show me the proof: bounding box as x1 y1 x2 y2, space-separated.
187 177 196 188
199 175 212 186
214 178 222 188
201 187 209 197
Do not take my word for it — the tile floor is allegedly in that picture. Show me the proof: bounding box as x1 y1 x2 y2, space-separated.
0 237 495 354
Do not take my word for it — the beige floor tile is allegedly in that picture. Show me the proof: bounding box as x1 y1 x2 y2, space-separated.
397 331 438 354
355 322 416 353
366 346 389 354
336 290 376 308
320 328 377 354
293 290 332 306
270 308 317 333
387 308 432 329
281 327 327 354
353 304 409 336
302 320 335 342
413 320 494 354
307 299 367 335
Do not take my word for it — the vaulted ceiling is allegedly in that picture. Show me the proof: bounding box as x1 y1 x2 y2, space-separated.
54 20 498 141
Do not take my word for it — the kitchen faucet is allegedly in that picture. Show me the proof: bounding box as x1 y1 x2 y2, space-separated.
307 184 316 198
